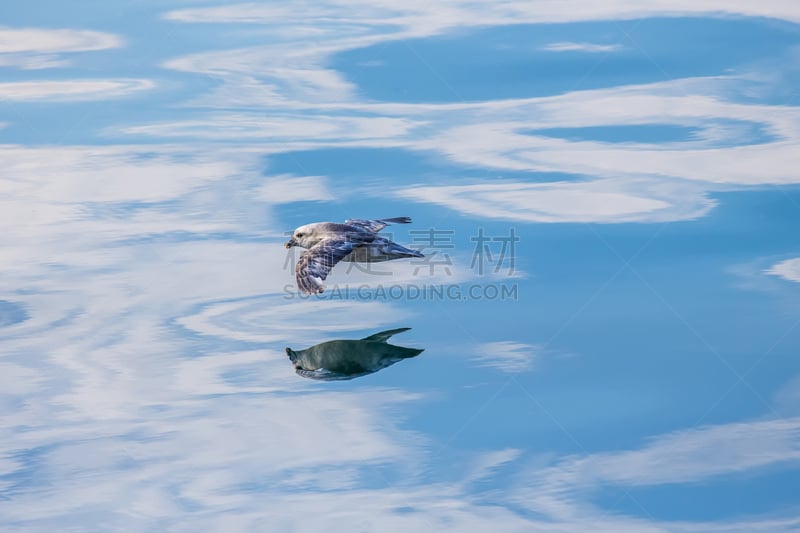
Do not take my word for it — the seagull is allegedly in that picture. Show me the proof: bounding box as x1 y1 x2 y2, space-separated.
285 217 423 294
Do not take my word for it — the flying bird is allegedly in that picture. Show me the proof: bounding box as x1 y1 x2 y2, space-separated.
285 217 423 295
286 327 424 381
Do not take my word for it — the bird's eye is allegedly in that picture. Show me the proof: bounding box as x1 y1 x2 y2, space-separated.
296 232 303 238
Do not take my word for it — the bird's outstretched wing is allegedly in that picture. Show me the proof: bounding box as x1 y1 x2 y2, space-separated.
361 327 412 342
344 217 412 233
295 238 360 294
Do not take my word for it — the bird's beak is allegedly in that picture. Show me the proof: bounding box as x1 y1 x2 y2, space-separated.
285 238 296 249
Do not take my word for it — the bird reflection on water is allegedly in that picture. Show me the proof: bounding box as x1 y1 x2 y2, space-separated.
285 327 423 381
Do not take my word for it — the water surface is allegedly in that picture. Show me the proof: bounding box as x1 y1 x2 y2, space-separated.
2 2 800 531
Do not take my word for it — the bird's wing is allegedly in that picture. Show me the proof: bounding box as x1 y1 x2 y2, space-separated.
361 327 412 343
295 237 360 294
343 217 412 233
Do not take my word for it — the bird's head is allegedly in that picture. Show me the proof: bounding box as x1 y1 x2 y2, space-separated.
285 223 318 249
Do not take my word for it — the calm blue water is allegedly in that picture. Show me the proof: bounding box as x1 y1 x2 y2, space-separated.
2 3 800 531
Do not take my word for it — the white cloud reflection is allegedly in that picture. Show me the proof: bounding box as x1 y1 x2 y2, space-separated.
178 298 412 344
511 416 800 525
0 79 153 101
541 42 623 53
473 342 541 372
0 26 122 70
102 1 800 225
766 257 800 283
120 114 419 141
164 1 800 28
398 178 715 223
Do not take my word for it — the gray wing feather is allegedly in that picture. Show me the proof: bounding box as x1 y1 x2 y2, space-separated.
361 327 412 342
344 217 412 233
295 238 359 294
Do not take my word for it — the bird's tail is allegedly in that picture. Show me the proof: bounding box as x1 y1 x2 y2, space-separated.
379 217 412 225
388 242 424 258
